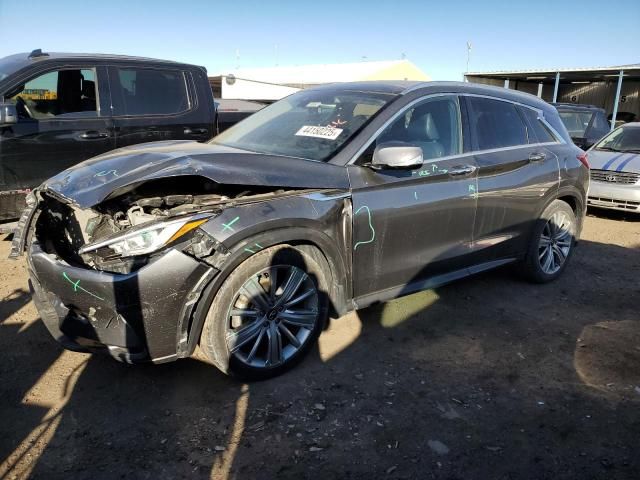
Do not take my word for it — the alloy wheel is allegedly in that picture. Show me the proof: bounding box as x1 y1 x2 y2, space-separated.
225 265 319 369
538 211 574 275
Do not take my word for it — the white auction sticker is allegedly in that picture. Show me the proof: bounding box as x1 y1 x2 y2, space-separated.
295 125 343 140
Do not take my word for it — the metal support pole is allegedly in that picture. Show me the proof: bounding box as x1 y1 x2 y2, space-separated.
504 79 510 89
552 72 560 102
610 70 624 131
537 83 543 98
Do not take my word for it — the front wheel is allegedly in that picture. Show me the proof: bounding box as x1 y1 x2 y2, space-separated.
518 200 577 283
199 245 329 379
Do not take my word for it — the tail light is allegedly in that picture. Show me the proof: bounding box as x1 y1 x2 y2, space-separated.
577 152 589 169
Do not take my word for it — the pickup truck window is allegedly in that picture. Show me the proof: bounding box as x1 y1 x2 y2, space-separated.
6 68 97 119
111 68 190 116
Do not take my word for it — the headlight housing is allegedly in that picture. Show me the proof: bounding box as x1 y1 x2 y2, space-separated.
79 214 210 258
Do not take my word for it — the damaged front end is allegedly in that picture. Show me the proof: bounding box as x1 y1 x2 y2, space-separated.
14 173 348 364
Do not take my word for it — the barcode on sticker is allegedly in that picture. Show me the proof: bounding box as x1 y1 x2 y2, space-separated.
295 125 343 140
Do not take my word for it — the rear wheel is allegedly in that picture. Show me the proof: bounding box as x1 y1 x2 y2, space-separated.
199 244 328 379
518 200 577 283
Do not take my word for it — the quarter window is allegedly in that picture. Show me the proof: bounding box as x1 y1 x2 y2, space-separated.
111 68 190 116
359 95 462 163
7 69 97 120
520 107 557 143
468 97 528 150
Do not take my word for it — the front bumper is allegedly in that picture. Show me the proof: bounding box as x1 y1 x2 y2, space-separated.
587 180 640 212
28 242 214 363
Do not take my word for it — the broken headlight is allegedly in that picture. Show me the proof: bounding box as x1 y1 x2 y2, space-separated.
79 214 210 258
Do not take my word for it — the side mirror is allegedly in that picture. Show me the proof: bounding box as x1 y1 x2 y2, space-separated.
372 143 423 169
0 103 18 126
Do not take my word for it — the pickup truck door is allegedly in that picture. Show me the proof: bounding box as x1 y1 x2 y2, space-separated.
0 65 114 219
349 94 478 306
108 66 213 148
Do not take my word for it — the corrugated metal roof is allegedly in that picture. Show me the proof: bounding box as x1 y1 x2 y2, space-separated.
467 64 639 76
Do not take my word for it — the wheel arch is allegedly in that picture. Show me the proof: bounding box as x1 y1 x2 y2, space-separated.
181 226 352 358
554 184 587 238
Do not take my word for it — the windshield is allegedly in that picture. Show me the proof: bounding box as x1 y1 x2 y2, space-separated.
594 126 640 152
0 54 27 84
210 88 397 161
558 111 593 137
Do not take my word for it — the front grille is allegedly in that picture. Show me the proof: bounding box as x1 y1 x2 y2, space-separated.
588 196 640 211
590 169 640 185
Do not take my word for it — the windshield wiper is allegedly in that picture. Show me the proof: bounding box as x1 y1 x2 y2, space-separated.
595 147 619 152
620 149 640 154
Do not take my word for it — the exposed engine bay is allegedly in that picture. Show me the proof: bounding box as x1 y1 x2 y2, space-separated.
33 176 308 274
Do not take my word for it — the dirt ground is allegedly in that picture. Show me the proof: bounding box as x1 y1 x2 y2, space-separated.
0 208 639 480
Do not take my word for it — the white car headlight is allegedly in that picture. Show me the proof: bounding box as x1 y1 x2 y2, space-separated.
79 214 210 257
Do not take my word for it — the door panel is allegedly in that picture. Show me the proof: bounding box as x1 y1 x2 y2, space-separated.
472 146 559 257
349 160 478 300
108 67 212 148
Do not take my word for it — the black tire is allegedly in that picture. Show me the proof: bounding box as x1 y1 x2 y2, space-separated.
200 244 329 380
518 199 577 283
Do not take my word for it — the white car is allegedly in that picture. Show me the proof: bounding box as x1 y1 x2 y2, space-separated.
587 122 640 213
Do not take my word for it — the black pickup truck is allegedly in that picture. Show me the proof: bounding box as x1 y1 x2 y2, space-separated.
0 50 252 226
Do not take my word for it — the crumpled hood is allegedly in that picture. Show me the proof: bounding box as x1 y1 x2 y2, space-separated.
41 140 350 208
587 149 640 174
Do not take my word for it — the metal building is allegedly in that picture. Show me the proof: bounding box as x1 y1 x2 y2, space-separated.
465 64 639 130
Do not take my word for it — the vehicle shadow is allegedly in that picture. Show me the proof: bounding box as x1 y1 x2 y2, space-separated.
586 206 640 222
4 238 639 479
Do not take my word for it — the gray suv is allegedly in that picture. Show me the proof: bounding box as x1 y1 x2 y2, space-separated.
12 81 589 379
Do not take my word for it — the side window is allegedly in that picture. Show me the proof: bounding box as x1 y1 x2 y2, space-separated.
7 69 97 120
520 107 557 143
358 95 461 163
467 97 528 150
111 68 190 116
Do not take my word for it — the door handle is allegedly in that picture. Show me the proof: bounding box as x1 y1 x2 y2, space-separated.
529 152 546 162
449 165 477 176
184 127 208 135
80 131 108 139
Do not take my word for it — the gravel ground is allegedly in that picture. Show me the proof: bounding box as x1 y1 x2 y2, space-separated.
1 208 639 480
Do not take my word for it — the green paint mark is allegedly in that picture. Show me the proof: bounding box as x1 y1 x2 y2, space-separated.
221 216 240 233
62 272 105 301
94 169 118 178
468 184 476 193
440 168 448 174
414 191 418 200
354 205 375 251
244 243 264 255
431 164 438 172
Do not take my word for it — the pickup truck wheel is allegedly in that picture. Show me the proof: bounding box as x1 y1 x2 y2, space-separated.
200 244 328 379
518 199 576 283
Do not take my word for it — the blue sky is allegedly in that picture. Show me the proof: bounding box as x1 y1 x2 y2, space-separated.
1 0 638 81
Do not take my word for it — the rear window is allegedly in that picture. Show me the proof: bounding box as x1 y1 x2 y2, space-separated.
558 110 592 137
468 97 528 150
111 68 190 116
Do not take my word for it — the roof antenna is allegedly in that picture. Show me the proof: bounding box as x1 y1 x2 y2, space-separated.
28 49 49 59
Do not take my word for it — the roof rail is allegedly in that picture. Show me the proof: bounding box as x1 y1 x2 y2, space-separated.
28 49 49 59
